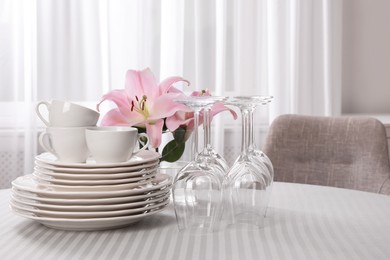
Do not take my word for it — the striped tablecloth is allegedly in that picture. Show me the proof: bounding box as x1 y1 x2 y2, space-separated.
1 182 390 260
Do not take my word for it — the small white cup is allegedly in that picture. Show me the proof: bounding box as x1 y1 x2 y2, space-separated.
86 126 150 163
39 127 89 163
36 100 100 127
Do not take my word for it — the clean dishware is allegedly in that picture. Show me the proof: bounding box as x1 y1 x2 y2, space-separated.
10 198 169 218
12 174 172 199
196 98 230 177
244 96 274 185
36 100 100 127
172 96 226 233
12 187 170 205
30 175 152 191
33 165 158 180
10 204 167 231
224 96 273 228
35 150 160 169
11 192 170 212
86 126 149 163
32 169 157 185
39 127 89 163
34 160 160 174
32 171 151 185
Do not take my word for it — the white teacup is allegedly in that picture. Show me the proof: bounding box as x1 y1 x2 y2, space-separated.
39 127 89 163
86 126 149 163
36 100 100 127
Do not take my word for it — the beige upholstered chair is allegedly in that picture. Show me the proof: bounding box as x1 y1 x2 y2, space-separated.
263 114 390 195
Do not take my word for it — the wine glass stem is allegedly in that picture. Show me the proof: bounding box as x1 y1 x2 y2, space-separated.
192 110 200 158
241 109 250 155
203 108 211 151
248 108 255 150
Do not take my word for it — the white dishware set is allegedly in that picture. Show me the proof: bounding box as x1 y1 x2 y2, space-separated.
10 100 171 231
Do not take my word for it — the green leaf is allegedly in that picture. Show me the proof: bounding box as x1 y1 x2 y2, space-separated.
173 127 186 143
135 126 146 134
161 140 185 163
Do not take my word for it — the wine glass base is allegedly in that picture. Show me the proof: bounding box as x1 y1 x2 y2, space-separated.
177 222 221 235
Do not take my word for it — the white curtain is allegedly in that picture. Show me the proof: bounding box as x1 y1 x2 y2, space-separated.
0 0 341 188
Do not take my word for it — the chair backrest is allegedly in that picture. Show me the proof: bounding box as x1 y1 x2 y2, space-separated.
263 114 390 195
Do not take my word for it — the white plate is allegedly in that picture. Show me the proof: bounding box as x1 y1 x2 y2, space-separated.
34 165 158 180
33 171 156 185
11 192 170 212
35 160 160 174
11 204 167 231
17 175 152 192
12 174 172 199
10 198 169 218
35 150 161 168
12 187 171 205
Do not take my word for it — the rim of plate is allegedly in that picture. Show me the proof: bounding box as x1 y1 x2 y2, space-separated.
33 163 159 178
11 187 171 205
32 171 156 185
34 160 160 174
10 204 167 231
35 150 161 168
30 174 153 191
12 174 172 198
11 192 171 211
10 199 170 218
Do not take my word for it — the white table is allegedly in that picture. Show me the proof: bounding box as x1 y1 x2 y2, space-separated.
1 182 390 260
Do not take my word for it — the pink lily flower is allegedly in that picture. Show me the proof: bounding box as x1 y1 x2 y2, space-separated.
97 68 192 148
166 90 238 132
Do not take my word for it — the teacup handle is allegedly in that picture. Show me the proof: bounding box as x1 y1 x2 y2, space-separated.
136 133 149 153
36 101 51 126
39 132 57 157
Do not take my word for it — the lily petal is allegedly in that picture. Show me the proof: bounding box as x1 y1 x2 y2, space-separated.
166 112 193 131
210 102 238 120
100 109 130 126
139 68 160 100
114 106 146 126
124 70 143 98
159 77 190 95
149 93 192 120
100 107 146 128
190 89 211 97
167 86 184 94
145 119 164 148
97 90 129 112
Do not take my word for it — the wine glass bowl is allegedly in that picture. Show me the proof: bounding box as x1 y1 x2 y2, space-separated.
226 161 269 227
173 162 224 232
224 96 274 228
172 96 228 233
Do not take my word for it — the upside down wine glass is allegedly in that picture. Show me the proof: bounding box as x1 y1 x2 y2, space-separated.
224 96 273 228
197 99 230 176
247 96 274 185
172 96 227 233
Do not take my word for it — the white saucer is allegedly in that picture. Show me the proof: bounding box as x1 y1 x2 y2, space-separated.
33 171 156 185
10 198 169 218
35 160 160 174
12 187 171 205
35 150 161 168
11 204 167 231
34 165 158 180
12 174 172 199
11 192 170 212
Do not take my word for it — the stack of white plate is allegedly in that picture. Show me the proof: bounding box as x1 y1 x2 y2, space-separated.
10 150 172 231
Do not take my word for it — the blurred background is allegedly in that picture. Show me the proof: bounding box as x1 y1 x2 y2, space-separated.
1 0 389 187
